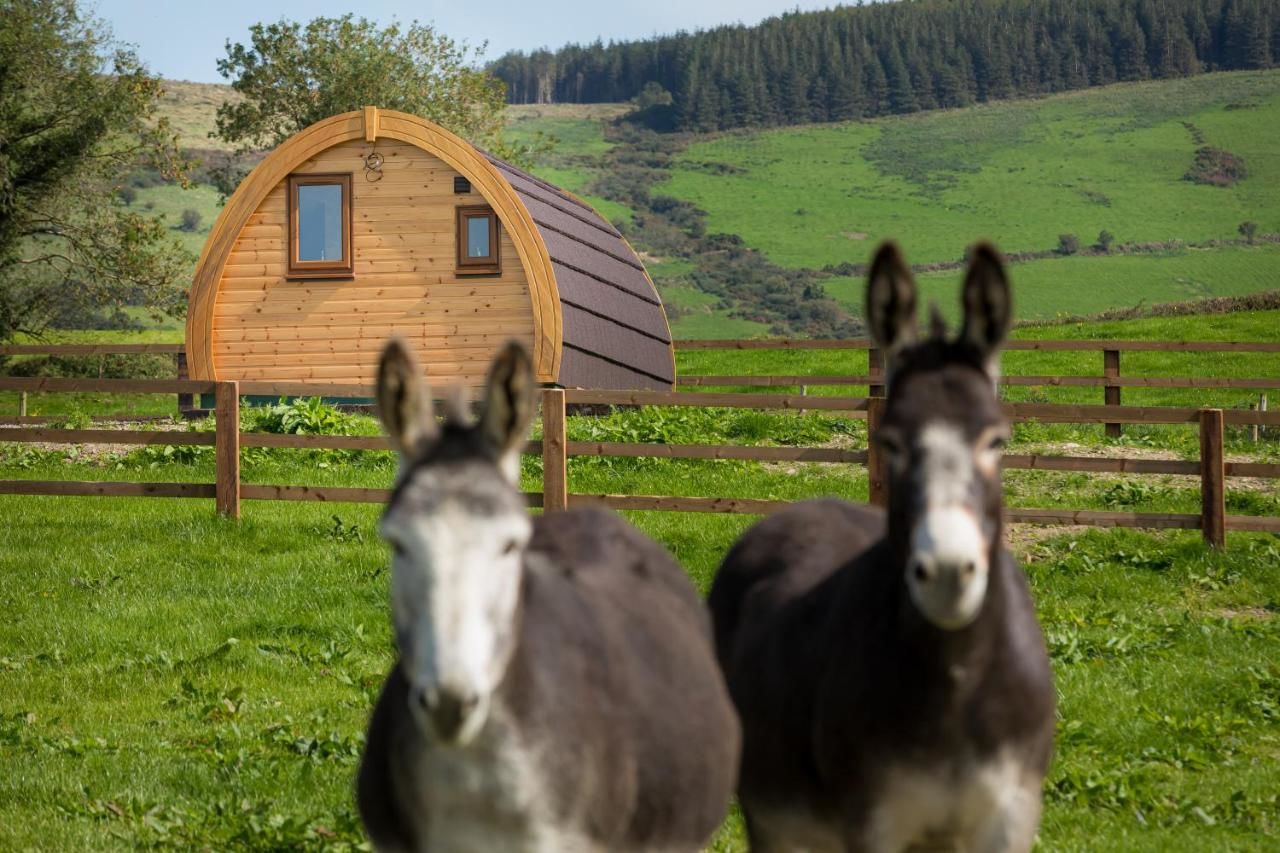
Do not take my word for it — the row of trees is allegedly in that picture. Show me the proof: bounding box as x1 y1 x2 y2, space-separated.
492 0 1280 131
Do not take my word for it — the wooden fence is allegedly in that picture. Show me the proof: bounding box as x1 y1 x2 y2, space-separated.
679 337 1280 437
2 376 1280 547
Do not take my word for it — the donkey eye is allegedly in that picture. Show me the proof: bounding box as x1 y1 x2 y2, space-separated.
501 539 520 556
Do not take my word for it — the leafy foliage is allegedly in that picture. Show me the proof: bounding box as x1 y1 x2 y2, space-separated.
248 398 349 436
0 0 192 340
213 15 544 175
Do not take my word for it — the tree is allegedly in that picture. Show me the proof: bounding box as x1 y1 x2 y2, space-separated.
1057 233 1082 255
1239 221 1259 243
1096 229 1116 253
180 209 203 232
214 16 539 174
0 0 191 340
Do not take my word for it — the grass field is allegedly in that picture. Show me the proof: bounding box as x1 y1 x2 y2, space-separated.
131 183 222 259
156 81 241 152
504 103 637 227
1 390 1278 849
663 71 1280 270
822 243 1280 325
677 309 1280 415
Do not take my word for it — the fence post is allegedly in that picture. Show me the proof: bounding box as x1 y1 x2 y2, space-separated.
215 381 240 519
867 396 888 508
541 388 567 513
1199 408 1225 548
1104 349 1121 438
869 347 886 398
18 391 26 418
1261 393 1269 442
175 351 193 414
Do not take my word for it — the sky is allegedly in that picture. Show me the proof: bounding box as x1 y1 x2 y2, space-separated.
91 1 847 83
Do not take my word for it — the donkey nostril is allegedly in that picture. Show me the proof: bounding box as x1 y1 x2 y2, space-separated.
913 562 929 583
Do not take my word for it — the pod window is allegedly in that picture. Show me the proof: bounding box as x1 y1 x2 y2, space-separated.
456 206 500 274
287 173 353 278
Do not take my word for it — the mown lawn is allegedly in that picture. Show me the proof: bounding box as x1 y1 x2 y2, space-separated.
1 396 1279 850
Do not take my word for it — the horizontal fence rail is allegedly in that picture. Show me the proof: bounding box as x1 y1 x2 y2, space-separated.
678 338 1280 352
1 376 1280 545
0 344 185 356
678 337 1280 438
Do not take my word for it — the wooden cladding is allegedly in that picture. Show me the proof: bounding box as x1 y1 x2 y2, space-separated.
456 205 500 274
287 173 353 279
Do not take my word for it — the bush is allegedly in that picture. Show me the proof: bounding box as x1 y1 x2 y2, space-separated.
1238 221 1258 244
249 397 349 435
179 209 202 232
1184 146 1247 186
117 186 137 206
1057 233 1081 255
1096 230 1115 253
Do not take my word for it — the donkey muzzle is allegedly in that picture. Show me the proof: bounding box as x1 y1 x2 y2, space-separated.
414 685 483 744
906 507 991 630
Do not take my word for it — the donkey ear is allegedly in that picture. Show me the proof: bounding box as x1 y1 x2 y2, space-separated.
377 337 436 457
865 241 917 361
958 242 1012 366
479 340 537 479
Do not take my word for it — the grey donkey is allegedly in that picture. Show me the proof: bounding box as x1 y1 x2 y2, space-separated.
709 243 1055 852
357 338 741 852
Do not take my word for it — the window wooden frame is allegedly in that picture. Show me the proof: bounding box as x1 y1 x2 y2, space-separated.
456 205 500 275
287 173 353 279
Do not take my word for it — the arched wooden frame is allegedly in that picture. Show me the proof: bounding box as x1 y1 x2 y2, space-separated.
186 107 563 383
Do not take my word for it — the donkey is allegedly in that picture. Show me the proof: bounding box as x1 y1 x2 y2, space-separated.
708 242 1055 853
357 338 740 853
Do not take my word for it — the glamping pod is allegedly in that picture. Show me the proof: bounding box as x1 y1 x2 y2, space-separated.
186 107 674 390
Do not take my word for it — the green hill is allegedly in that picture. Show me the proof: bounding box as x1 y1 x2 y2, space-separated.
662 71 1280 269
151 73 1280 336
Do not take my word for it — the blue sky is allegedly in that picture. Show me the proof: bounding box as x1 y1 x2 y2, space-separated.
91 1 847 83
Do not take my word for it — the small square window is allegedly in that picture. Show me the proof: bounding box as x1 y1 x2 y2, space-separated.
457 206 500 275
287 173 353 279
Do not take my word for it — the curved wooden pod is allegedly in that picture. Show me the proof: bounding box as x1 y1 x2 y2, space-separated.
186 108 563 384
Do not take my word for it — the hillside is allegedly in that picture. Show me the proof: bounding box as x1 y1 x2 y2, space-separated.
493 0 1280 133
156 80 241 151
151 72 1280 338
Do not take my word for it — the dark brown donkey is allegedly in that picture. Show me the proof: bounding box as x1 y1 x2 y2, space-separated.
709 243 1055 852
357 339 740 852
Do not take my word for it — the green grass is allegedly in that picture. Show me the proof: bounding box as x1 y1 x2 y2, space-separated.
130 183 223 259
1 401 1278 849
156 81 241 152
663 71 1280 271
505 103 640 229
675 307 1280 412
822 243 1280 324
504 103 630 159
669 311 772 339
